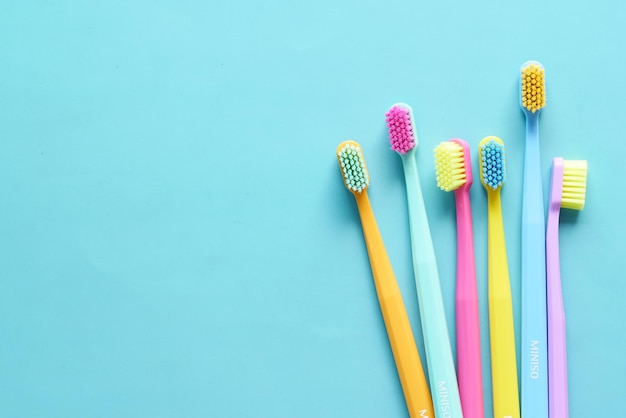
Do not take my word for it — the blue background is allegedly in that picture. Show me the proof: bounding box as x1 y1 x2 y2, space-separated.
0 1 622 417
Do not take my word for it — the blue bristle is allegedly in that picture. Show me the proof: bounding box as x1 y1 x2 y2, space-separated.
481 140 506 190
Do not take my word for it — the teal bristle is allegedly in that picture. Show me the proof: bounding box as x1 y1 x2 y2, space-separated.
481 140 506 190
338 143 369 193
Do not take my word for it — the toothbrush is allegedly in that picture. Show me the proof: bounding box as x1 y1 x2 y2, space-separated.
479 137 520 418
385 104 463 418
519 61 548 418
336 140 434 418
433 139 484 418
547 158 588 418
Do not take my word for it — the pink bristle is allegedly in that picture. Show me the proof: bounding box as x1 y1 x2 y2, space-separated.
385 105 415 154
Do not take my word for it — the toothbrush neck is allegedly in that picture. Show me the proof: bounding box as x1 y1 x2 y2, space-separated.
523 112 545 225
453 187 475 282
454 188 472 232
526 113 540 138
487 189 503 213
546 205 561 238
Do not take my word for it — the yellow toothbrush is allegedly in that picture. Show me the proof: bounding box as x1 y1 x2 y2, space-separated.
479 136 520 418
336 140 433 418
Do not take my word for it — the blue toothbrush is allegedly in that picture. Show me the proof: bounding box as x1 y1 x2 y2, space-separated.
519 61 548 418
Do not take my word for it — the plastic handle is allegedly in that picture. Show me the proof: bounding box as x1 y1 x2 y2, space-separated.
401 150 463 418
547 201 569 418
354 191 434 418
454 188 484 418
521 115 549 418
486 190 520 418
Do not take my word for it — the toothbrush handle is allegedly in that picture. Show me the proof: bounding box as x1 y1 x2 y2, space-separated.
487 191 520 418
402 153 463 418
521 117 549 418
546 209 568 418
355 192 434 418
454 188 484 418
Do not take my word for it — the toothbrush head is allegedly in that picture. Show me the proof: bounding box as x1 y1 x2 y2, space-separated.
336 140 370 194
385 103 418 154
561 160 588 210
478 136 506 191
520 61 546 114
433 138 472 192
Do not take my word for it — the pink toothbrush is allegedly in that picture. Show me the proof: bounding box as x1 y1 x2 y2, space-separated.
434 138 484 418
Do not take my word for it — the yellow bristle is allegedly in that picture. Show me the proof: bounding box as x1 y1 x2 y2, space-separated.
561 160 587 210
434 141 466 192
521 63 546 113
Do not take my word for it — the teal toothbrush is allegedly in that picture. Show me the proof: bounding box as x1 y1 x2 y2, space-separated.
385 103 463 418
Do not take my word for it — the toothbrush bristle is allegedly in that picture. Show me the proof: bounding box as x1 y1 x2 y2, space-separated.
561 160 587 210
521 62 546 113
337 141 370 193
479 138 506 190
385 104 416 154
434 141 467 192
